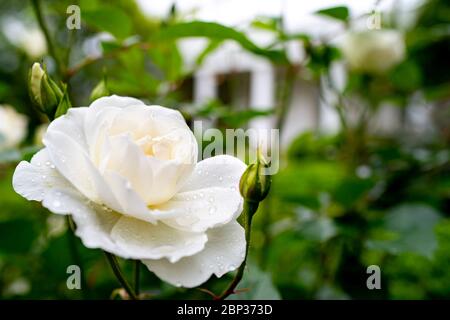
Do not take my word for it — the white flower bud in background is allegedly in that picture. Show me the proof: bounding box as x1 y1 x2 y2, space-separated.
19 29 47 59
340 30 405 74
2 19 47 59
0 105 28 150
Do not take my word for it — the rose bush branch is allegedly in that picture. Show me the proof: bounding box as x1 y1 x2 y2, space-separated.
217 149 272 300
104 252 139 300
31 0 64 74
64 42 152 80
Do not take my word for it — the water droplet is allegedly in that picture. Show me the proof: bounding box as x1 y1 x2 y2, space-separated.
208 197 214 203
193 195 197 200
42 175 47 180
199 192 204 198
205 171 209 176
197 169 202 175
36 162 41 167
53 200 61 208
208 206 216 214
50 164 56 169
125 182 132 189
45 161 51 166
219 176 223 182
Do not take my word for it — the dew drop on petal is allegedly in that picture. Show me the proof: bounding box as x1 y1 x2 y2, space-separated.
53 200 61 208
208 206 216 214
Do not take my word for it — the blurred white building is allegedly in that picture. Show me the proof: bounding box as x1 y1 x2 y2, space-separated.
137 0 427 147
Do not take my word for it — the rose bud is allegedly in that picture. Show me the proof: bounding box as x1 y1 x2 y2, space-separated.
239 149 272 204
29 62 63 118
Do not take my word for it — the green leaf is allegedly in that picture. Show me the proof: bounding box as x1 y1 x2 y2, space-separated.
154 22 288 64
227 263 281 300
390 60 422 91
315 6 349 22
196 39 223 65
83 7 132 39
273 160 346 209
0 219 37 254
54 85 71 118
366 204 443 258
299 216 338 242
333 176 375 208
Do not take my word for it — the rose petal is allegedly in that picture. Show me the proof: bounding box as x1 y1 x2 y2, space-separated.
89 95 144 111
110 216 207 262
43 187 126 258
102 171 158 223
180 155 247 192
157 187 242 232
44 126 122 212
12 148 74 203
12 148 126 256
142 221 246 288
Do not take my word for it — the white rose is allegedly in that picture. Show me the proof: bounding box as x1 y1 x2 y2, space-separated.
0 105 28 150
13 95 246 288
340 30 405 74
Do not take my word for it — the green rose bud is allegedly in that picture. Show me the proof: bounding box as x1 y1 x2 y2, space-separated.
89 77 110 103
239 149 272 203
29 62 64 119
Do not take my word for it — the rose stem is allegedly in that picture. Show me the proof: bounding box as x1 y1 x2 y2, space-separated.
30 0 64 74
104 252 139 300
134 260 141 295
216 200 258 300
